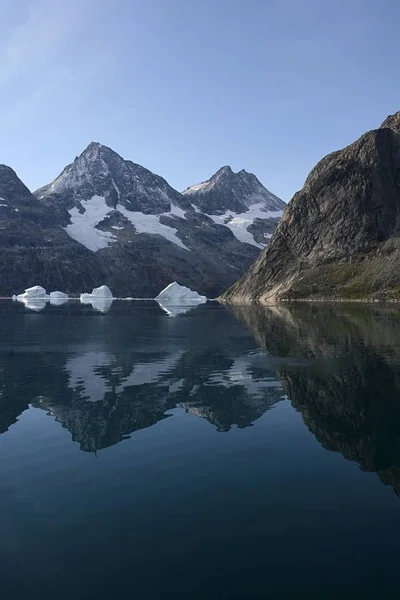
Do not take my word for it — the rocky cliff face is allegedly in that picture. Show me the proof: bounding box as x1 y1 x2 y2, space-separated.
0 165 104 296
0 145 283 297
223 111 400 302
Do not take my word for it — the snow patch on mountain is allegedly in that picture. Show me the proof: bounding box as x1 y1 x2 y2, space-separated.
207 203 283 248
65 195 117 251
64 194 190 252
116 204 189 250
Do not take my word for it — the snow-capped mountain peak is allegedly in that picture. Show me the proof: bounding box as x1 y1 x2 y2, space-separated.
28 145 285 295
182 166 285 214
35 142 191 215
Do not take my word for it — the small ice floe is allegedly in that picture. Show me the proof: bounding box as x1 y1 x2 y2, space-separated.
80 285 114 313
155 281 207 317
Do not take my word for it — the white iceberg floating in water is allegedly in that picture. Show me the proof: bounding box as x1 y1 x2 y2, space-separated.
16 285 49 300
49 291 69 306
80 285 114 313
155 282 206 303
155 282 207 317
16 285 50 311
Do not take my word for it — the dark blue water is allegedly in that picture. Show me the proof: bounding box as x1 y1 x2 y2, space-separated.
1 300 400 599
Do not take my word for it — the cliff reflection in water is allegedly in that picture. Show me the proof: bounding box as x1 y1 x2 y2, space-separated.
230 303 400 497
0 302 283 452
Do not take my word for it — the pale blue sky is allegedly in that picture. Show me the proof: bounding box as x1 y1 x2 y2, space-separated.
1 0 399 200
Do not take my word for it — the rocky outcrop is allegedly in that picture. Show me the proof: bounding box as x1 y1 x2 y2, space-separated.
223 111 400 302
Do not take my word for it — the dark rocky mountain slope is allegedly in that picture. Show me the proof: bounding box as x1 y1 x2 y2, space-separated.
0 145 283 297
0 165 103 295
223 111 400 302
30 143 283 297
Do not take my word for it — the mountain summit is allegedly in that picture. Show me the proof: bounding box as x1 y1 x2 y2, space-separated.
183 166 284 214
36 142 191 214
223 111 400 302
183 166 284 247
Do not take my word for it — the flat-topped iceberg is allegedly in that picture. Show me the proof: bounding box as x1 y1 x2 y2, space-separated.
155 282 206 303
80 285 114 313
50 291 69 306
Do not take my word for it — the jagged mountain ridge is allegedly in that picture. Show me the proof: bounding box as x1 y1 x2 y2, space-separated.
223 111 400 302
0 146 283 297
183 165 285 246
36 141 192 215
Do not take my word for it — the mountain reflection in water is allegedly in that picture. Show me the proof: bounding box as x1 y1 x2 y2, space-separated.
230 302 400 498
0 301 283 452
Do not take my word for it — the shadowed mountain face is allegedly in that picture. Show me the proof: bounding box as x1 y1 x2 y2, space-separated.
0 146 284 298
0 165 104 295
0 302 283 451
224 111 400 301
24 144 283 298
229 302 400 497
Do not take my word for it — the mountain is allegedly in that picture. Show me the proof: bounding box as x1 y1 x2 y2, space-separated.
0 165 104 295
29 143 283 297
183 165 285 247
223 111 400 302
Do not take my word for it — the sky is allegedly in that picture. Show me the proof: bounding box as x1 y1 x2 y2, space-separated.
1 0 399 201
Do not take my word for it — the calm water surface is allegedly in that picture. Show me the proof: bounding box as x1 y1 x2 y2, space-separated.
1 300 400 599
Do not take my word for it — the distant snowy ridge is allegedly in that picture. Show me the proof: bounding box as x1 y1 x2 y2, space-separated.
183 165 285 248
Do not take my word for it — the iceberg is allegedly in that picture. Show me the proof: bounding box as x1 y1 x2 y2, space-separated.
155 282 207 317
16 285 50 310
155 282 206 303
16 285 49 300
50 291 69 306
80 285 114 313
80 285 113 301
